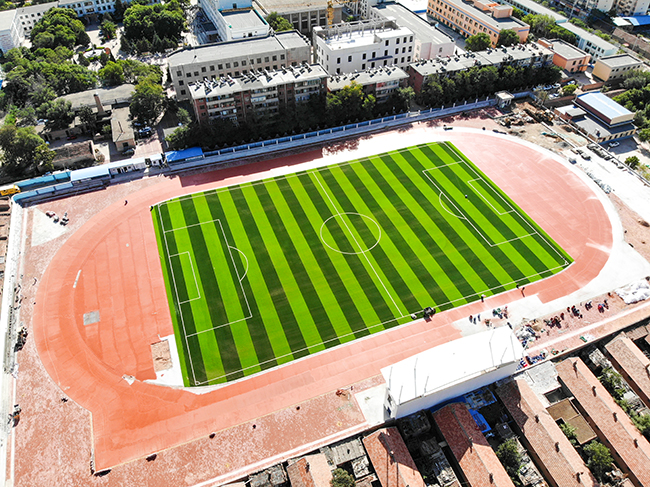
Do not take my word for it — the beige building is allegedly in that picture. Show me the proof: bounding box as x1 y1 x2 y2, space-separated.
328 66 409 102
427 0 529 47
168 31 311 101
592 53 643 82
253 0 342 36
538 38 590 74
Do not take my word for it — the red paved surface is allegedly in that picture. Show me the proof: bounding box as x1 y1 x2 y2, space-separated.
30 128 613 476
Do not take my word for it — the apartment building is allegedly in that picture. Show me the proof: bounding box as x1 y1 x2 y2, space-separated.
408 42 553 93
189 63 327 124
592 53 643 82
327 65 409 102
561 23 618 59
0 9 22 53
538 38 590 73
168 31 311 101
313 20 415 75
427 0 529 47
616 0 650 16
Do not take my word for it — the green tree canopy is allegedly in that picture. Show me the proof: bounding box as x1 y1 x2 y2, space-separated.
38 99 74 130
496 439 522 480
30 8 90 49
266 12 293 32
99 61 126 86
129 75 166 124
584 441 614 482
330 469 354 487
123 1 185 52
562 84 578 96
101 19 117 41
326 81 375 125
0 124 55 177
497 29 520 47
599 367 625 400
465 32 492 51
625 155 640 169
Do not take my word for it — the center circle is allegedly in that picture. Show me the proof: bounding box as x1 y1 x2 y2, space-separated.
319 213 382 255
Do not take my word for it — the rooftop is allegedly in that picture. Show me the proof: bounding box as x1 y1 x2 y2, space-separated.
188 63 327 99
557 105 635 139
605 335 650 405
315 21 413 51
556 358 650 486
596 53 643 68
381 326 523 407
501 0 566 22
433 403 515 487
496 378 597 487
221 9 267 30
441 0 528 31
110 107 134 145
548 38 589 60
0 9 16 31
362 428 425 487
575 92 633 122
375 2 452 44
255 0 331 14
561 23 617 52
60 84 136 110
327 66 408 91
168 31 308 67
286 455 332 487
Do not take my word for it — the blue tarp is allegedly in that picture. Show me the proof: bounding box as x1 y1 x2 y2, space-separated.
165 147 204 163
70 165 110 182
16 171 71 191
469 409 491 433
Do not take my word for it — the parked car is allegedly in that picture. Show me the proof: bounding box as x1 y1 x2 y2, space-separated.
123 148 135 156
66 135 77 140
138 127 153 137
581 152 591 160
608 141 619 148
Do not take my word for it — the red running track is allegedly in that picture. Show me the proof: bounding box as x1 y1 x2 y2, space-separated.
32 130 613 471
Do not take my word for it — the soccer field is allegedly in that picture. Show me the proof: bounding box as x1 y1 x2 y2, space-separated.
152 142 572 386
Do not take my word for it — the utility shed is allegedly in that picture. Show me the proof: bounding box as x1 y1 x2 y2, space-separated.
433 403 515 487
363 427 425 487
556 358 650 487
382 327 523 419
574 93 634 126
496 378 598 487
605 334 650 409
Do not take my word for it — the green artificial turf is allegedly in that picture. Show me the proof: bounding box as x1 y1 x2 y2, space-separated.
152 142 572 386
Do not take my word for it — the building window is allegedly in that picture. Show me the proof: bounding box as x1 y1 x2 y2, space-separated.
385 50 388 56
242 60 246 66
264 57 269 62
258 58 262 64
179 80 184 85
383 60 387 65
348 55 352 62
280 54 285 60
181 90 186 95
362 63 366 69
176 70 182 76
396 38 400 44
272 55 277 61
233 61 239 67
385 40 389 46
337 57 341 64
225 63 231 68
362 53 366 60
194 71 199 76
186 73 191 78
202 67 206 72
395 48 398 54
218 64 223 69
210 65 215 71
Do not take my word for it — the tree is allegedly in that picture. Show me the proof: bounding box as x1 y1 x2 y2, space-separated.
177 107 192 125
38 99 75 130
101 20 117 41
625 155 640 169
583 441 614 482
397 87 415 111
562 84 578 96
30 8 90 49
497 29 520 47
0 124 55 177
639 128 650 142
559 422 578 446
78 105 97 133
496 439 522 480
633 413 650 440
330 469 354 487
266 12 293 32
599 367 625 400
465 33 492 51
99 61 125 86
130 76 166 124
114 0 127 20
123 1 185 52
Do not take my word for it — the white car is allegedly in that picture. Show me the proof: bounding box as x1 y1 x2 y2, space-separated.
609 141 619 148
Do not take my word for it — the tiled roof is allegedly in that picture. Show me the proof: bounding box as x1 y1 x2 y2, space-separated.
433 403 515 487
556 358 650 486
496 379 597 487
605 335 650 409
362 427 425 487
286 454 332 487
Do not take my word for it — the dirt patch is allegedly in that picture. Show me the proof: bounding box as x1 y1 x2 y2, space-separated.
610 193 650 263
151 340 172 372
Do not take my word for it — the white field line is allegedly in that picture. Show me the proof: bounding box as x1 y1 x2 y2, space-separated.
312 171 405 317
169 252 201 304
445 143 569 265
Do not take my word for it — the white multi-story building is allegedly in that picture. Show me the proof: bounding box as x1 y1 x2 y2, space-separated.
198 0 269 42
0 9 22 54
616 0 650 16
313 20 415 75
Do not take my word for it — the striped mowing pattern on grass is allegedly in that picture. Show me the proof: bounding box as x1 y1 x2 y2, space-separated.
152 142 572 386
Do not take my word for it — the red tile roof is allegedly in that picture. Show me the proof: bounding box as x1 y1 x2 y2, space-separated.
556 358 650 487
433 403 515 487
605 334 650 408
286 454 332 487
362 427 425 487
496 378 598 487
